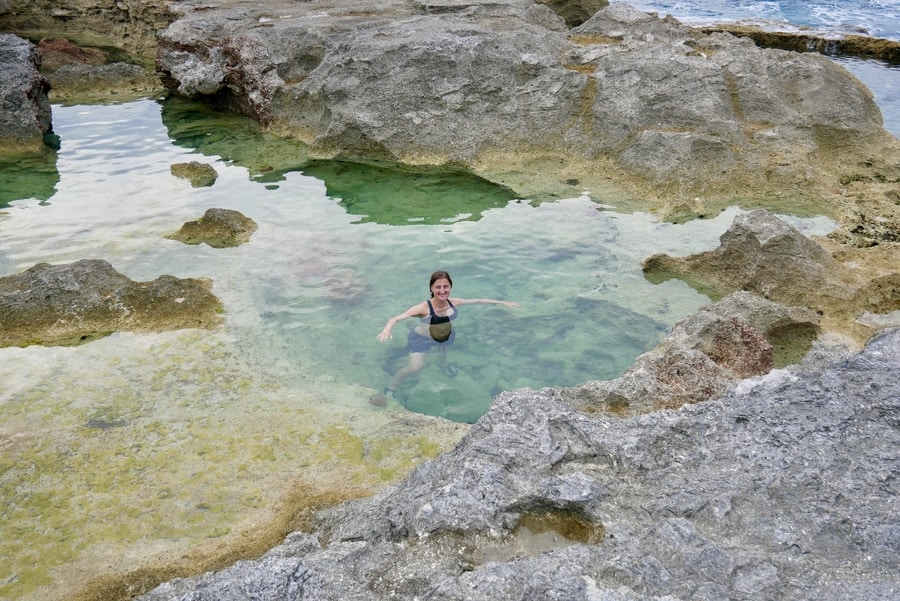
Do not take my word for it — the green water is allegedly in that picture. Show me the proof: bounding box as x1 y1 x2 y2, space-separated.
0 97 838 599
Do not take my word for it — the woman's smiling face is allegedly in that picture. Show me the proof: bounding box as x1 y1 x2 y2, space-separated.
431 278 452 300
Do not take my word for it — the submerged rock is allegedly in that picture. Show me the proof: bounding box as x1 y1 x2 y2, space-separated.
170 161 219 188
139 327 900 601
168 207 257 247
0 259 222 347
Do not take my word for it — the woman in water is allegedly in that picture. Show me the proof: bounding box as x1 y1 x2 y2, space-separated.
376 270 519 398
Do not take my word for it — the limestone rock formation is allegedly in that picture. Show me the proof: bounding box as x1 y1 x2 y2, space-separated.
38 37 106 69
153 0 899 209
0 0 174 60
563 290 821 414
0 259 222 347
50 61 163 103
0 33 53 154
699 22 900 62
138 327 900 601
168 207 257 247
643 209 900 343
535 0 608 28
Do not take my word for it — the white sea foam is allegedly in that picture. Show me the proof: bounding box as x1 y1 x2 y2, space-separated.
613 0 900 40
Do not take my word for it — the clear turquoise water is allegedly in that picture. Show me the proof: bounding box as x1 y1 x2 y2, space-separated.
0 98 842 423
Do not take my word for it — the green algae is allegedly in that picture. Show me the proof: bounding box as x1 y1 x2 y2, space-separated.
300 159 519 225
0 331 454 601
0 152 59 208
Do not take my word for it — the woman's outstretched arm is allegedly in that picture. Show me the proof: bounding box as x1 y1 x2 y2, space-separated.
377 302 428 342
451 298 519 308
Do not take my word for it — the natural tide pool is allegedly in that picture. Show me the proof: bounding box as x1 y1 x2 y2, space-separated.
0 98 838 600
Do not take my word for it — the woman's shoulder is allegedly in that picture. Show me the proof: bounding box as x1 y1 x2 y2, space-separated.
407 300 430 314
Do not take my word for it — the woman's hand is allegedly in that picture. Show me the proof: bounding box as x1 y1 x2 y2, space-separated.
377 328 392 342
501 301 520 308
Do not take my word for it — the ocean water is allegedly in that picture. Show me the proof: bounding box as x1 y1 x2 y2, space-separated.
614 0 900 39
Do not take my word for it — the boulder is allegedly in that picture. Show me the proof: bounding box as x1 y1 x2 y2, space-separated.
169 161 219 188
138 328 900 601
153 0 900 209
643 209 900 343
0 259 222 347
0 33 53 154
167 207 257 248
563 290 820 414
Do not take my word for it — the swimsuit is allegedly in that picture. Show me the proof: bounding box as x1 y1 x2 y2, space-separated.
407 299 457 353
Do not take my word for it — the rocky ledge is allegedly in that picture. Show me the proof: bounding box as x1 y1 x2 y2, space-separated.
151 0 900 220
139 326 899 601
0 259 222 347
1 1 898 241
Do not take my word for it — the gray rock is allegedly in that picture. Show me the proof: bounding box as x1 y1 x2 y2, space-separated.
535 0 609 28
563 290 821 414
0 258 222 347
642 209 900 344
0 33 53 154
139 327 900 601
48 61 164 104
153 1 897 202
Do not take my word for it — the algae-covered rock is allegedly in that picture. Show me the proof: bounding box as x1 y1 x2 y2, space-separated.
168 207 257 248
0 258 222 347
170 161 219 188
48 61 164 104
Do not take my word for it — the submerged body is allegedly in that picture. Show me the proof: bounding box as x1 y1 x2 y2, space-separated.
377 271 518 397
